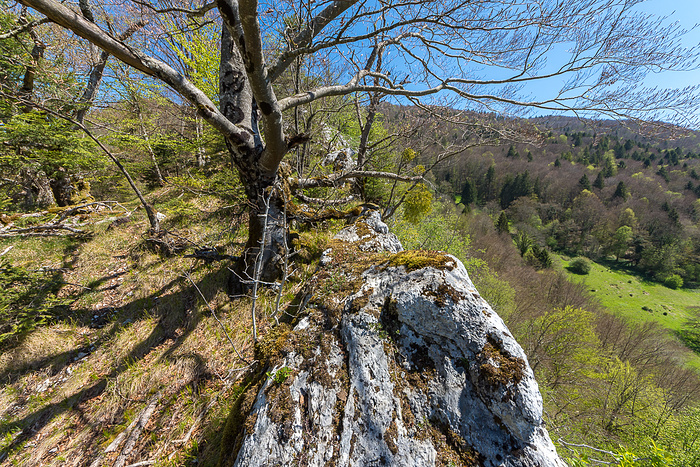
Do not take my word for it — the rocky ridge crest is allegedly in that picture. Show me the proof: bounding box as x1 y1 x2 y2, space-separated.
219 211 565 466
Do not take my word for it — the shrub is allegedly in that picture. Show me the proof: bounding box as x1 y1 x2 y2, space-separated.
664 274 683 289
568 257 591 275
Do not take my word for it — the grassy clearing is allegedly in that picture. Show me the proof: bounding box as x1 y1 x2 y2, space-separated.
557 256 700 330
557 254 700 368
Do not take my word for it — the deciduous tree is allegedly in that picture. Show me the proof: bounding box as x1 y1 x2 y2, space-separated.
12 0 700 283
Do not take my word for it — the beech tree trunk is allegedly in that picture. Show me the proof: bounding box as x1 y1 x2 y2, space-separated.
238 188 289 283
218 26 289 288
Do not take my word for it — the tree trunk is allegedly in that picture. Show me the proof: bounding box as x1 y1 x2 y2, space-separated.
219 25 289 289
137 110 165 186
195 115 207 167
229 173 290 293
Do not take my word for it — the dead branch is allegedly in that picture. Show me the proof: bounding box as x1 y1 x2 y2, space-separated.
294 170 423 189
0 17 50 40
123 461 155 467
295 193 356 205
0 224 86 237
112 392 163 467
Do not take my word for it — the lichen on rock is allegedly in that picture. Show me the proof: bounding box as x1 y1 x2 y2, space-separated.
221 210 565 467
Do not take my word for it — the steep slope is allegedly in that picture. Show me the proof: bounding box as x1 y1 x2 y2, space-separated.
220 211 564 466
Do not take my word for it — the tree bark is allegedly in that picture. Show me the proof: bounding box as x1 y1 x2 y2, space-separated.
218 26 289 288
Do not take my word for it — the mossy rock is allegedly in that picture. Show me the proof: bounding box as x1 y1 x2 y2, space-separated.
384 250 457 272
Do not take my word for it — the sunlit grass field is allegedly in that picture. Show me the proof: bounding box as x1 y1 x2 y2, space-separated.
557 255 700 368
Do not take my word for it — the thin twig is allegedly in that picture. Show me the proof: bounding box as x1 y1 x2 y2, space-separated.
250 188 274 342
184 272 250 364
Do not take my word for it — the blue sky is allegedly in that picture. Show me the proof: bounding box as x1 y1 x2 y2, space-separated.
514 0 700 123
640 0 700 90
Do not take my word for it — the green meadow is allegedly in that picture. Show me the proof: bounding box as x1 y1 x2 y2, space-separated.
559 256 699 330
558 255 700 366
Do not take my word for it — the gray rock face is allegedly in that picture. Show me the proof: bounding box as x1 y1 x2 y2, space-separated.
323 210 403 262
226 212 565 467
322 148 357 171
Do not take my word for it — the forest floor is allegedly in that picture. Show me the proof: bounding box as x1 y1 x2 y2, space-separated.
0 186 320 466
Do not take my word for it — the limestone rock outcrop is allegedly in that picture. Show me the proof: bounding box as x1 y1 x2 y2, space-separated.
220 212 565 467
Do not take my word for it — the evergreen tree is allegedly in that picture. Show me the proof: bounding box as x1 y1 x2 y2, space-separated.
593 171 605 189
613 181 628 200
530 244 553 268
460 178 476 205
495 211 510 234
554 158 561 167
579 174 591 191
500 171 533 209
515 231 533 257
479 165 496 202
668 207 680 224
507 145 519 158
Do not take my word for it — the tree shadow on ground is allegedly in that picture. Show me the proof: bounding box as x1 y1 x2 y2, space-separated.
596 258 658 285
0 261 233 459
0 235 86 353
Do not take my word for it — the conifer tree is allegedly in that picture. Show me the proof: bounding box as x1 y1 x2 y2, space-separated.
593 171 605 189
613 181 628 200
495 211 510 234
460 178 476 206
579 174 591 191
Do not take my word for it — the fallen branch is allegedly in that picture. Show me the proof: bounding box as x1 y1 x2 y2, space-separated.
295 193 356 205
123 461 155 467
0 224 85 237
87 392 161 467
52 201 129 224
112 391 163 467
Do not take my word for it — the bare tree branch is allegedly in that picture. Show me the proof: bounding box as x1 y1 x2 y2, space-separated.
0 17 50 40
19 0 256 150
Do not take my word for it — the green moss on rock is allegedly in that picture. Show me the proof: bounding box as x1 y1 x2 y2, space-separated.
254 323 292 366
384 250 456 272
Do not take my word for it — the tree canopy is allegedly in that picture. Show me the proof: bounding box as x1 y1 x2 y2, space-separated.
5 0 700 283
